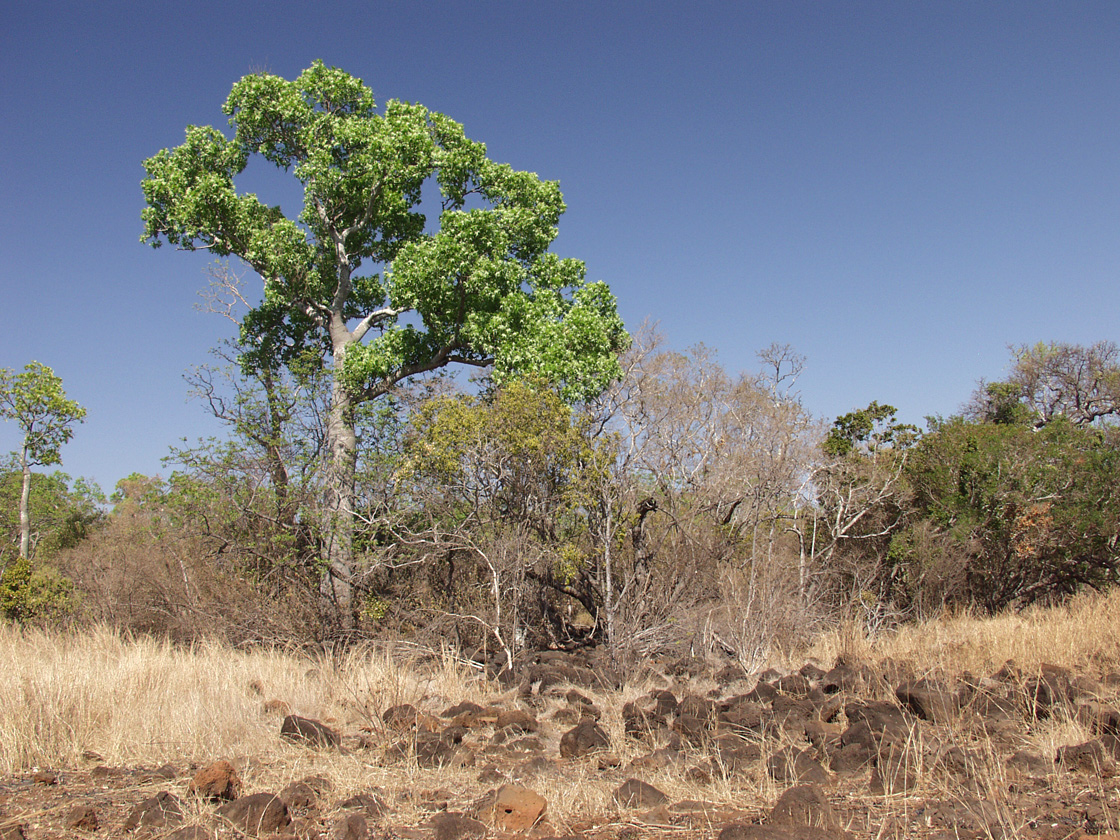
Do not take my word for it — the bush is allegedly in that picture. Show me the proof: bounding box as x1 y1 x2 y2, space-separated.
0 554 76 623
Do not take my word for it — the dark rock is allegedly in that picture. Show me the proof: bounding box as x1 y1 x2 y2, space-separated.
776 674 813 697
800 663 828 683
896 680 960 723
719 823 844 840
427 812 487 840
64 804 99 831
329 812 369 840
124 791 184 830
441 700 486 719
216 792 291 835
767 747 831 786
495 708 539 733
769 783 837 829
166 828 213 840
870 743 920 794
336 792 387 819
1056 739 1115 775
281 714 340 748
415 731 464 767
559 719 610 758
280 780 320 810
613 778 669 808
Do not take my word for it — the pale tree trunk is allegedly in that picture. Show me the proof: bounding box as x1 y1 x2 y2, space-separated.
19 445 31 560
321 336 359 631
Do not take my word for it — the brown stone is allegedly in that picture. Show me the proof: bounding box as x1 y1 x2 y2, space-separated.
280 780 320 809
559 719 610 758
166 828 213 840
769 784 837 829
336 791 388 819
123 791 184 830
1057 739 1115 775
613 778 668 808
330 812 370 840
767 747 831 786
64 804 99 831
476 783 547 831
281 714 340 748
428 812 488 840
188 759 241 801
216 792 291 835
496 708 538 732
719 824 844 840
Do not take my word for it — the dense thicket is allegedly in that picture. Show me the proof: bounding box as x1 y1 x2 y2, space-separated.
5 339 1118 668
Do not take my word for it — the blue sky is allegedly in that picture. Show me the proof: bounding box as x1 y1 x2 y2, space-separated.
2 2 1118 493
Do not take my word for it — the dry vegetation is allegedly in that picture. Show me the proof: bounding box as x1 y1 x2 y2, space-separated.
5 589 1120 838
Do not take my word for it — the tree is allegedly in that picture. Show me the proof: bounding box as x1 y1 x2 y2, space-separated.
969 341 1120 428
141 61 628 629
0 362 87 562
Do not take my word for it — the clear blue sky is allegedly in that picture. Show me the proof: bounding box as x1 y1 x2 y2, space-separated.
2 2 1118 493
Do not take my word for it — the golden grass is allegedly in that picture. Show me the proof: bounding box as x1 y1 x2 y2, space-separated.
804 586 1120 679
5 588 1120 829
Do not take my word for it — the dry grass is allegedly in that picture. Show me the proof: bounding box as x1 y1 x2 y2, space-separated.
6 589 1120 830
0 624 488 775
803 586 1120 679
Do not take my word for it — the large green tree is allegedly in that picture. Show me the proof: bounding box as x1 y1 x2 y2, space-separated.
141 61 627 628
0 362 87 562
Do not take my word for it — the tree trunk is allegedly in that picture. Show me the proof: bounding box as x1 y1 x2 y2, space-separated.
321 357 358 631
18 445 31 559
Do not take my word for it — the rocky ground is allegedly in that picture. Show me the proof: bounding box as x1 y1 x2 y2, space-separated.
4 649 1120 840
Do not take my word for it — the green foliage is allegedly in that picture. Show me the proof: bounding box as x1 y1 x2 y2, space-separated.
0 554 76 623
0 461 103 559
0 362 86 468
141 60 628 403
822 401 919 458
905 416 1120 609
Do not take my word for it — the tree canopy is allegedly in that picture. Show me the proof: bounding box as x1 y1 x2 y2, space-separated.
141 61 628 628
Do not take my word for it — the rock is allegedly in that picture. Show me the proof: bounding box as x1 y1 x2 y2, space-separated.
32 770 58 785
769 784 837 829
330 812 370 840
64 804 99 831
154 762 179 779
475 783 547 831
281 714 340 748
441 700 486 719
870 743 920 795
719 824 843 840
216 792 291 835
559 719 610 758
336 791 388 819
777 674 813 697
187 759 241 801
280 780 320 809
427 812 488 840
613 778 668 809
166 828 213 840
495 708 538 732
896 680 960 723
123 791 184 830
1057 739 1115 775
767 747 831 786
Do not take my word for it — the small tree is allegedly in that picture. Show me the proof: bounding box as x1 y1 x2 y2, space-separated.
0 362 86 562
